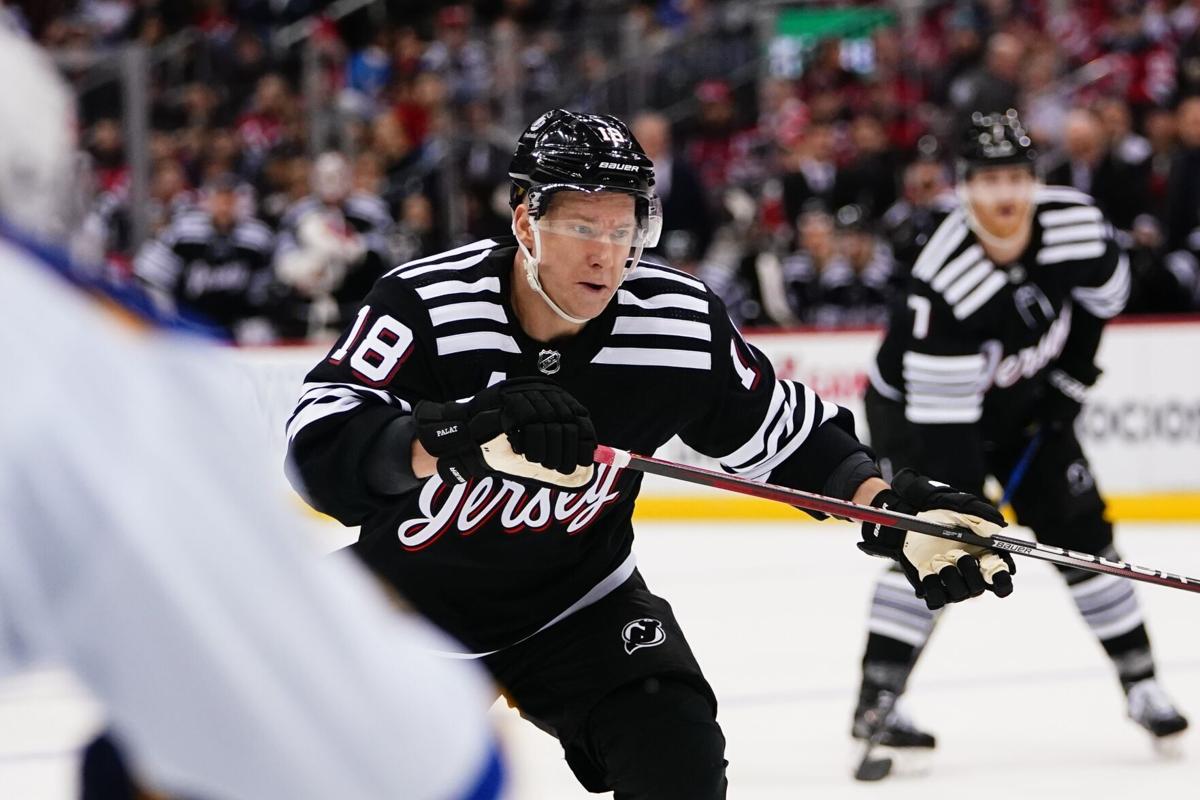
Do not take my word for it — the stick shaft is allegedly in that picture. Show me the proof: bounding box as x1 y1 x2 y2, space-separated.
595 445 1200 595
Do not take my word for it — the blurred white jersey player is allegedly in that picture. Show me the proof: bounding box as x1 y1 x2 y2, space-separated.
0 25 502 800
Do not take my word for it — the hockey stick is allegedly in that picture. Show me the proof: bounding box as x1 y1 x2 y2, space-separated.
999 432 1042 509
853 433 1045 781
592 445 1200 594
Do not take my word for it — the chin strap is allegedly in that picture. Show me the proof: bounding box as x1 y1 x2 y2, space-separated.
513 217 590 325
958 183 1037 250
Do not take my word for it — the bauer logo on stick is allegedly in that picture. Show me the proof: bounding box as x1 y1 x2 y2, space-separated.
622 618 666 654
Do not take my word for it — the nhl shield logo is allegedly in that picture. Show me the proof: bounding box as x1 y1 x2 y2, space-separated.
622 618 666 654
537 349 561 375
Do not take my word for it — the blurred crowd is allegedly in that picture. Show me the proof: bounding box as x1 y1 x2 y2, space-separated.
13 0 1200 342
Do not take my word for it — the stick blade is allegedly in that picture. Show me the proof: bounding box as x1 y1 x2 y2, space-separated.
854 756 893 782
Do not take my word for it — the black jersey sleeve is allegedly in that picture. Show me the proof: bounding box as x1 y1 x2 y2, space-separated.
679 294 873 499
284 278 437 524
1037 198 1130 384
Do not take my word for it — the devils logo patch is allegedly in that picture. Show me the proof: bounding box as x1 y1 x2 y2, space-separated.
621 618 666 654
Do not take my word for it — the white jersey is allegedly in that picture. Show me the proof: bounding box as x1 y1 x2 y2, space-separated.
0 227 502 800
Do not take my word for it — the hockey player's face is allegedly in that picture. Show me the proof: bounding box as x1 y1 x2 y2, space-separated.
964 166 1035 239
535 192 638 318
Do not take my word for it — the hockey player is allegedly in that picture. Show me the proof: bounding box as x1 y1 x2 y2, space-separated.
285 109 1017 799
134 173 277 342
852 110 1188 767
0 27 501 800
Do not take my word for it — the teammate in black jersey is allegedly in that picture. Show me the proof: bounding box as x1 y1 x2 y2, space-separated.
285 109 1016 799
852 111 1188 769
134 174 276 341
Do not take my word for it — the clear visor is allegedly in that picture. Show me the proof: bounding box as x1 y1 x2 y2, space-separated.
528 184 662 250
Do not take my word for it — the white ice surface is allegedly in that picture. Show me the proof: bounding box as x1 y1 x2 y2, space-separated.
2 521 1198 799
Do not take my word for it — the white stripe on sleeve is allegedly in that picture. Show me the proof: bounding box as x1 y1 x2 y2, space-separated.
436 331 521 355
952 271 1008 319
616 289 709 314
1071 252 1130 319
1042 222 1106 245
1037 240 1108 264
1038 205 1103 227
428 301 509 327
611 315 711 341
591 346 711 370
415 276 501 300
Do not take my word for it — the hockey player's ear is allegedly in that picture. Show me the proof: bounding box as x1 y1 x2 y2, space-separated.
513 203 535 250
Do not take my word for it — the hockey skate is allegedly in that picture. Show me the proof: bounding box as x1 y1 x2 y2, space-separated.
1126 678 1189 758
851 688 935 780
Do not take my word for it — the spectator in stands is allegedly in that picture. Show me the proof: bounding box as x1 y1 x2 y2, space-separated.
220 27 273 115
782 206 846 327
1044 107 1154 241
370 108 442 243
394 192 438 265
237 73 293 173
1144 104 1178 220
948 33 1024 135
1097 96 1154 168
343 29 393 118
683 79 746 194
87 118 128 195
1101 1 1176 113
259 145 310 227
881 139 957 281
829 204 894 326
632 111 714 268
147 158 194 235
1164 96 1200 253
1156 95 1200 310
457 99 512 240
781 121 841 232
134 174 277 342
1021 45 1070 148
421 4 491 106
837 114 900 221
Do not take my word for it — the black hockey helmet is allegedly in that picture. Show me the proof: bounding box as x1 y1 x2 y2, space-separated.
508 109 661 246
957 109 1038 178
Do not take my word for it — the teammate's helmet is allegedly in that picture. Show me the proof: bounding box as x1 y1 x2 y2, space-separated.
508 109 662 248
957 109 1038 178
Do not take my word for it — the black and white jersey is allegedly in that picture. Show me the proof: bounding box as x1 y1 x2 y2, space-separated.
870 185 1130 489
134 211 275 333
286 235 867 653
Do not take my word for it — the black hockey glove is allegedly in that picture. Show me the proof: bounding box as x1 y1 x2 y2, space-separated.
413 377 596 485
858 469 1016 610
1037 366 1099 434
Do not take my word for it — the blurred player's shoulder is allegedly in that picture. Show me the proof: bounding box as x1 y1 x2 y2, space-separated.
1034 184 1097 210
233 217 275 253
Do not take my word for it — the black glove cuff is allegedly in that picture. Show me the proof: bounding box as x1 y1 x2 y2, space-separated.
858 488 909 558
413 400 474 457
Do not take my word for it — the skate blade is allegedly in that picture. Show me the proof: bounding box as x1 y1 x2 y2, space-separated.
1152 732 1186 760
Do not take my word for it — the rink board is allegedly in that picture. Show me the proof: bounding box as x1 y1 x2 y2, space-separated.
235 317 1200 521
